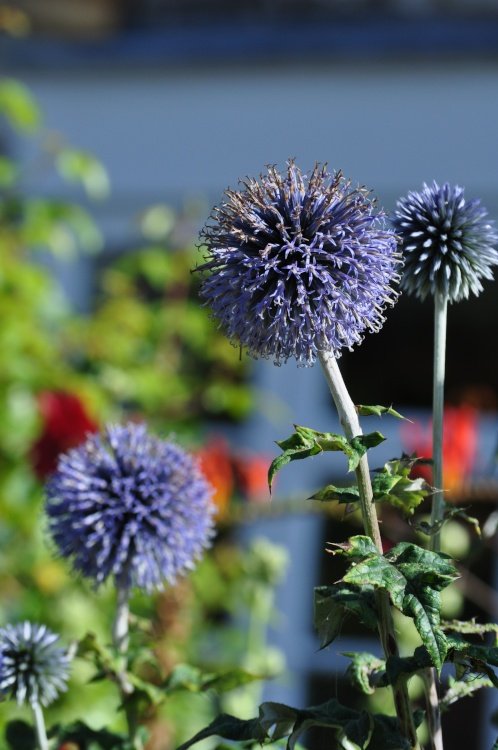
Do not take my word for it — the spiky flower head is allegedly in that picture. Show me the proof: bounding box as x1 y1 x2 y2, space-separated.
45 423 215 591
393 181 498 302
198 160 400 365
0 622 70 706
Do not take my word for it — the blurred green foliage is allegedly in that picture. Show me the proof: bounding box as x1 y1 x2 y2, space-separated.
0 78 279 746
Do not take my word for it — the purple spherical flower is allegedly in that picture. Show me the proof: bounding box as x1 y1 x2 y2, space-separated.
45 423 215 591
0 622 70 707
197 160 400 365
393 181 498 302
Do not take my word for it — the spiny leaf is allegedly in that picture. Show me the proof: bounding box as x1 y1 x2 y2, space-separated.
343 543 458 671
327 535 379 560
446 634 498 687
268 425 385 491
310 456 432 516
314 583 378 650
413 504 481 537
342 652 386 695
177 700 411 750
260 700 373 750
440 674 494 710
176 714 266 750
356 404 407 420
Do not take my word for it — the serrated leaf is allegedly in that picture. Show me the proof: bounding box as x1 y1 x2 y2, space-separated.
176 714 265 750
260 700 373 750
268 425 385 490
446 634 498 687
328 535 379 560
310 455 432 516
384 646 433 686
342 652 385 695
309 484 360 504
413 504 481 537
440 674 494 710
177 700 410 750
356 404 407 420
343 543 458 671
314 583 378 650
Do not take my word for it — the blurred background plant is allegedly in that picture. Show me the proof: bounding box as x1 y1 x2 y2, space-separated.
0 77 289 746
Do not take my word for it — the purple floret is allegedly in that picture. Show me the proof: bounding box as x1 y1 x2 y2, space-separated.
45 423 215 591
197 160 401 365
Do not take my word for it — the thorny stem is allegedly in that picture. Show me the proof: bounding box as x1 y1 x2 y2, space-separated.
112 584 144 749
318 351 420 750
31 701 49 750
424 293 448 750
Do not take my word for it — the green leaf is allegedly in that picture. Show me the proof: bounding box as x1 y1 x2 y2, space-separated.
343 652 385 695
259 700 373 750
413 504 481 537
343 543 458 671
162 663 263 694
310 456 432 516
0 79 40 132
176 714 266 750
314 582 378 650
356 404 407 420
446 634 498 687
384 646 433 686
56 147 110 200
328 535 379 560
269 425 385 490
177 700 411 750
440 674 494 710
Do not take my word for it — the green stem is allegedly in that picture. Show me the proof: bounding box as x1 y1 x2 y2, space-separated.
430 293 448 553
112 584 143 749
318 350 420 750
424 293 448 750
31 701 49 750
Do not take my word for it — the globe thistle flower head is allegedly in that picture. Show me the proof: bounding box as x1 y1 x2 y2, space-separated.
198 160 401 365
0 622 70 706
45 423 215 592
393 181 498 302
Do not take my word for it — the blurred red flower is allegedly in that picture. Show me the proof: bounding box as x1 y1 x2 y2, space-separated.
30 390 98 479
401 405 478 493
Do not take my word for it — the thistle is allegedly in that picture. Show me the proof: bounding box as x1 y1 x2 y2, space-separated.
393 181 498 302
45 422 215 592
196 161 419 748
393 181 498 750
198 160 400 365
0 622 70 750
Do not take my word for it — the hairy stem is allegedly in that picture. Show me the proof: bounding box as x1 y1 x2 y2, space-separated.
430 293 448 552
423 668 443 750
112 584 143 748
318 350 420 750
423 293 448 750
31 701 49 750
